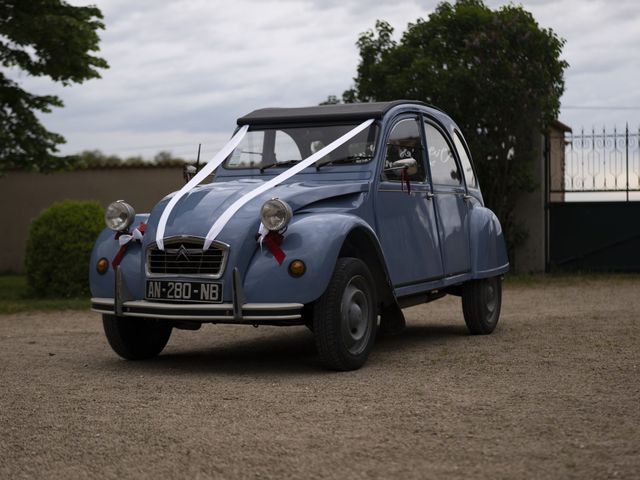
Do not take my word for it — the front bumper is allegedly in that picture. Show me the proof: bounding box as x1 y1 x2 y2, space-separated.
92 265 303 324
91 298 303 322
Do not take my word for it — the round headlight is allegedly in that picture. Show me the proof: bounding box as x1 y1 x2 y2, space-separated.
105 200 135 231
260 198 292 231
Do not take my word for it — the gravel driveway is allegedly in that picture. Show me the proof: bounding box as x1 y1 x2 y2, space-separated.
1 277 638 479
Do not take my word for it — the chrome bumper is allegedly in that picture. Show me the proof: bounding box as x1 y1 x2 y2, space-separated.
92 265 303 323
91 298 303 322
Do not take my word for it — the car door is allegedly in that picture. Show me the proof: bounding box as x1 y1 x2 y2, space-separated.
423 119 472 276
375 116 444 288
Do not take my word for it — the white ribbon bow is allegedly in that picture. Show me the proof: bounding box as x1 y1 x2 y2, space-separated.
256 222 269 251
118 227 144 247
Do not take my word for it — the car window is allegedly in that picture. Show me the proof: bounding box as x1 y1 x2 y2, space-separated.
384 118 427 182
453 130 477 188
225 124 377 169
228 131 265 168
424 122 462 187
274 131 302 162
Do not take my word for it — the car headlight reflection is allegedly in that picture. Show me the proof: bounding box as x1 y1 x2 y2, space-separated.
105 200 136 231
260 198 292 231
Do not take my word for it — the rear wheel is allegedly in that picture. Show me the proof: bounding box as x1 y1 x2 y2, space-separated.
103 315 172 360
313 258 377 371
461 276 502 335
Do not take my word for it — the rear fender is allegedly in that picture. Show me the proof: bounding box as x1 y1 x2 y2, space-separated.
469 206 509 278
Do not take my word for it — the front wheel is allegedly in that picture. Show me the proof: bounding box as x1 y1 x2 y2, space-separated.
103 315 172 360
313 258 377 371
461 276 502 335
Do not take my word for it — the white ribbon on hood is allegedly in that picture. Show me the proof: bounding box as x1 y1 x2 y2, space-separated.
155 125 249 250
203 118 374 250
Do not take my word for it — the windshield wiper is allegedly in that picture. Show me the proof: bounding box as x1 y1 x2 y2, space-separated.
259 159 300 173
316 155 374 170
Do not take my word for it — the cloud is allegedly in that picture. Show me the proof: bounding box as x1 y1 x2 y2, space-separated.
13 0 640 157
486 0 640 129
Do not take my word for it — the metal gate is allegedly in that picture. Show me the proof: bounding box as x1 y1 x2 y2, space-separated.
546 125 640 271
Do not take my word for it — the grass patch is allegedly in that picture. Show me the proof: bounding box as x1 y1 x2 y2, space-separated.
0 275 89 314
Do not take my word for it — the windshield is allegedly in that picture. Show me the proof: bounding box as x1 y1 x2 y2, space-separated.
224 123 378 169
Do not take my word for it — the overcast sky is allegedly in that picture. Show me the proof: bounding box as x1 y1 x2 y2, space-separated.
14 0 640 160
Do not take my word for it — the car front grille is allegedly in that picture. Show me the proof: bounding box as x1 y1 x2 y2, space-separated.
146 238 227 277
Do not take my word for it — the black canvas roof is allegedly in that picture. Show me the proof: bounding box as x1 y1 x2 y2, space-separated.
237 100 435 125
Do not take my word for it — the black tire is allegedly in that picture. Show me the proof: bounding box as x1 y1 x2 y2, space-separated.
313 257 377 371
461 276 502 335
102 315 172 360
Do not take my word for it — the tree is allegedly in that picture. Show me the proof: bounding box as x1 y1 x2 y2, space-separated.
319 95 340 105
341 0 567 252
0 0 108 173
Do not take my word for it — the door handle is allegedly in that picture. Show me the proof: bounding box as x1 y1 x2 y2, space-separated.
462 194 472 201
425 192 435 200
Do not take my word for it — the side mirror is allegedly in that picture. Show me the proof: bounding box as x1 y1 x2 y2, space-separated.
183 165 196 183
384 157 418 176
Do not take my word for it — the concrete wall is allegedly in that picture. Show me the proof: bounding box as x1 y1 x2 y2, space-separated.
0 168 184 273
512 133 547 274
511 124 568 273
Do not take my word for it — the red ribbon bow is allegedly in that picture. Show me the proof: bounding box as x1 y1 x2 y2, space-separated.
262 231 286 265
112 222 146 269
256 224 286 265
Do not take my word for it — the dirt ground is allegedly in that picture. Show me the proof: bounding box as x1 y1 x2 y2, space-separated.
0 277 638 479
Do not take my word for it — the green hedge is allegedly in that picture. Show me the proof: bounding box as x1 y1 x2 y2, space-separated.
25 200 104 297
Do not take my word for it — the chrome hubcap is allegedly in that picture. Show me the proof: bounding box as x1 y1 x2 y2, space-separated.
340 276 371 355
483 279 499 323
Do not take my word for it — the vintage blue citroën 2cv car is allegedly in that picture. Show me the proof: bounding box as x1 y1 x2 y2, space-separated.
90 100 509 370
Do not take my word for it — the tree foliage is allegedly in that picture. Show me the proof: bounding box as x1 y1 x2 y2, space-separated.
0 0 108 173
69 150 187 169
341 0 567 251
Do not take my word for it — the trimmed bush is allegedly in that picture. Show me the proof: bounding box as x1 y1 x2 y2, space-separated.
25 200 104 297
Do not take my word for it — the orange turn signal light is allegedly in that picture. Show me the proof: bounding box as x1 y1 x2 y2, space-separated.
96 257 109 274
288 259 306 278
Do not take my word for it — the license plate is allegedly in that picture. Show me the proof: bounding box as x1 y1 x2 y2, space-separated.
145 280 222 303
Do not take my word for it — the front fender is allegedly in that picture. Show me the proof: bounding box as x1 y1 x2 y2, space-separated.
89 214 149 299
242 213 378 304
469 206 509 277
